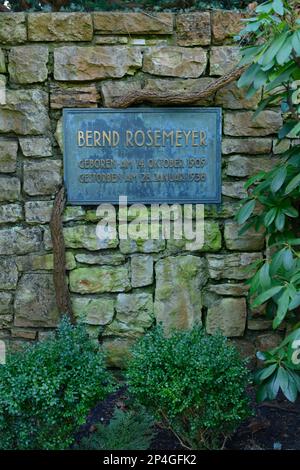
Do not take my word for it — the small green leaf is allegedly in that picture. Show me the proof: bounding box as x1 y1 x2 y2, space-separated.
275 211 285 231
273 290 290 328
285 173 300 194
236 199 256 224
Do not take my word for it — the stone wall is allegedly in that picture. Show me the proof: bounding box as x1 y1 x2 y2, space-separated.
0 11 284 366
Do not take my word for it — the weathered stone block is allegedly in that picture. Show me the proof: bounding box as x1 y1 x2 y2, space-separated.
224 220 265 251
205 201 242 218
212 10 247 44
28 13 93 41
154 255 208 334
8 46 48 84
206 253 262 280
16 252 76 272
25 201 53 224
222 181 248 199
167 220 222 253
176 12 211 46
0 204 23 224
50 83 100 109
119 237 165 254
215 82 260 110
64 225 118 251
0 226 42 255
0 176 20 202
101 337 135 368
222 137 272 155
75 251 125 266
255 333 282 351
206 297 247 337
0 138 18 173
206 283 248 297
23 160 62 196
0 292 13 314
101 75 215 107
0 49 6 73
131 255 153 287
72 296 115 325
248 318 272 331
104 292 154 338
0 14 26 45
11 328 37 340
54 46 142 81
143 46 207 78
95 36 128 45
0 258 18 290
69 265 131 294
224 111 283 137
226 155 276 177
14 273 59 327
210 46 241 76
19 137 52 157
62 207 85 222
93 12 173 34
0 89 50 135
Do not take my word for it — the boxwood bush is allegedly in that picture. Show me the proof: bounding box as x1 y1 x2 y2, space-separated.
127 326 252 449
0 317 115 450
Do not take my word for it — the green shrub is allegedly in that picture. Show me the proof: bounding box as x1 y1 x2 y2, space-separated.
77 405 156 450
0 317 115 450
127 326 252 449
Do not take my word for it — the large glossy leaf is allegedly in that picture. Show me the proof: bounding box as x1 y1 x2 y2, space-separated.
273 290 290 328
236 199 256 224
252 285 283 307
270 166 287 193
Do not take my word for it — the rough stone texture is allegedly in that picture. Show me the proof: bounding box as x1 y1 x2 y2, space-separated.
14 273 59 327
0 14 26 45
0 89 50 135
0 292 13 314
16 252 76 272
248 318 273 331
206 283 248 296
72 296 114 325
28 13 93 42
54 46 142 81
50 83 100 109
143 46 207 78
63 207 85 222
224 220 265 251
11 328 37 340
23 160 62 196
215 82 260 110
0 138 18 173
212 10 247 44
131 255 153 287
207 253 262 280
104 292 153 338
101 337 135 368
176 12 211 46
226 155 276 177
0 176 21 202
119 232 165 254
95 36 128 45
102 74 215 107
93 12 173 34
224 111 283 137
255 333 282 352
204 201 242 218
222 181 248 199
0 204 23 224
154 255 208 334
0 49 6 73
75 252 125 266
64 225 118 251
19 137 52 157
167 220 222 253
8 46 49 84
0 226 42 255
206 297 247 337
25 201 53 224
210 46 241 76
69 265 131 294
0 258 18 290
222 138 273 155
